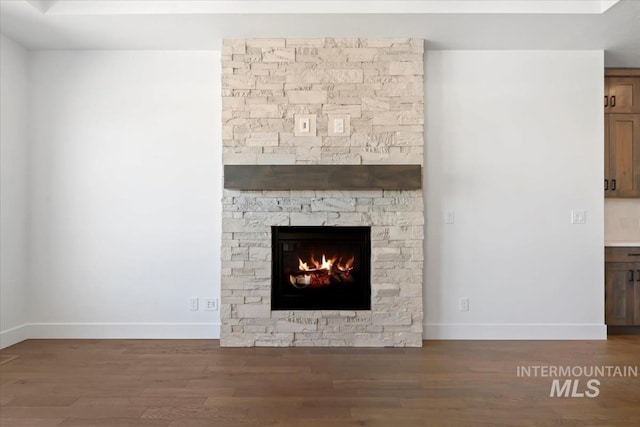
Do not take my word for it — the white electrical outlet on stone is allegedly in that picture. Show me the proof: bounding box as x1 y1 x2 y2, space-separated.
334 118 344 133
327 114 350 137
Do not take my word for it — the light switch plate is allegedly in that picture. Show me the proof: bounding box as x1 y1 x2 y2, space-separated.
300 118 310 133
571 210 587 224
294 114 317 136
328 114 350 137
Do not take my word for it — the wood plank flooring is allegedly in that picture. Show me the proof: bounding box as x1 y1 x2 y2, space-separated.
1 338 639 426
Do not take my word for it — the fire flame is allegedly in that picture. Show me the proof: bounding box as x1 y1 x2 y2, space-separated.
292 253 355 288
298 260 311 271
320 254 333 270
338 256 355 272
298 254 354 272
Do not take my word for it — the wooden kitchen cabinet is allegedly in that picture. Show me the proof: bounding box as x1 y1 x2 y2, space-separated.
604 114 640 197
605 247 640 327
604 69 640 198
605 72 640 114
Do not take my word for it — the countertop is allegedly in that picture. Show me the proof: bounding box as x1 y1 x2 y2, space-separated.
605 241 640 247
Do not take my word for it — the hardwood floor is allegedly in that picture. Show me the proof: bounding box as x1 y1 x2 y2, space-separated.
1 338 639 426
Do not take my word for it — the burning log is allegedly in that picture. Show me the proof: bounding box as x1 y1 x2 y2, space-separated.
290 272 330 287
289 271 353 288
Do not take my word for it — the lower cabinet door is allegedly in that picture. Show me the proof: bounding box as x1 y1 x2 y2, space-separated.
605 262 639 326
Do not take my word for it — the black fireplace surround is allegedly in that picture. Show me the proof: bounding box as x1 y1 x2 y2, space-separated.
271 226 371 310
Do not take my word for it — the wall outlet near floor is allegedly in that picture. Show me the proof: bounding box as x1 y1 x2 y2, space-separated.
459 297 469 312
204 298 219 311
189 297 199 311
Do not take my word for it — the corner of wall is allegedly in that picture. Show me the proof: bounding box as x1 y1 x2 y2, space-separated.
0 324 30 349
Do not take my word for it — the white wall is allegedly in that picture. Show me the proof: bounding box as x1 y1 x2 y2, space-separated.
2 47 608 343
27 51 221 338
0 35 30 348
424 51 606 339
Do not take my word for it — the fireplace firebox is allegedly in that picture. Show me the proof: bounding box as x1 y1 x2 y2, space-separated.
271 226 371 310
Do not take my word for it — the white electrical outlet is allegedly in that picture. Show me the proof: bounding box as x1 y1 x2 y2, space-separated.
328 114 350 136
459 297 469 312
204 298 219 311
445 211 455 224
189 297 199 311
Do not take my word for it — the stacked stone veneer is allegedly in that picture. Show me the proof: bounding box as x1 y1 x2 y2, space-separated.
221 38 424 347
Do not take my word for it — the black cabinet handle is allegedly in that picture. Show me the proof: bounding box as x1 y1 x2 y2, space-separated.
605 179 609 190
628 254 640 257
612 179 617 191
605 95 609 107
637 270 640 282
630 270 635 282
611 96 616 107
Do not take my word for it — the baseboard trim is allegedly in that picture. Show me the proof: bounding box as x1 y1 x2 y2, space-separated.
28 322 221 339
0 324 30 349
5 322 608 344
424 323 607 340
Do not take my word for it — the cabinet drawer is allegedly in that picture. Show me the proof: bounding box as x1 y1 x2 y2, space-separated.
606 247 640 262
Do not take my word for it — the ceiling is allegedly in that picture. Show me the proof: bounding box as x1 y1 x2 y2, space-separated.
1 0 639 66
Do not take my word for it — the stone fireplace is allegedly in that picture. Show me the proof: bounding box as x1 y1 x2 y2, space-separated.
221 38 424 347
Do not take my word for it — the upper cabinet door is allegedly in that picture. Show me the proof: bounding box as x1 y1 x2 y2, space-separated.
605 114 610 196
607 114 640 198
606 77 640 113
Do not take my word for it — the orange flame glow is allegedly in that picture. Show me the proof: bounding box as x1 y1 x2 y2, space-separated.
298 254 354 273
338 256 355 272
298 259 311 271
